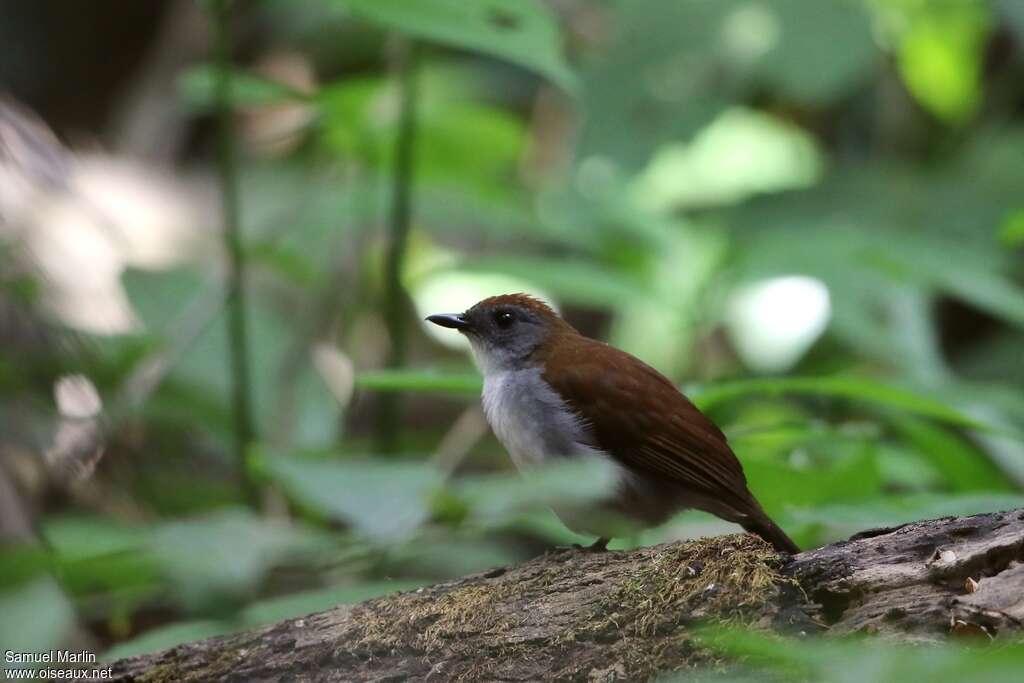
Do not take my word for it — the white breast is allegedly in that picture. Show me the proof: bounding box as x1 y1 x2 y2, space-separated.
480 365 676 538
481 367 602 470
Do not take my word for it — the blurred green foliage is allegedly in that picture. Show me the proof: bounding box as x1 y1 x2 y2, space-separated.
673 626 1024 682
2 0 1024 677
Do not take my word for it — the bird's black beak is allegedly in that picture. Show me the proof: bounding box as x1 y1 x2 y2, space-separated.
426 313 470 331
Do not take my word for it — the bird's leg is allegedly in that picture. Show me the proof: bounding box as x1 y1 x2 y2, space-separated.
550 537 610 555
546 544 579 556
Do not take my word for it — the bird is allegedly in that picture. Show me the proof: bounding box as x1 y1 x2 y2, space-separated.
426 293 799 554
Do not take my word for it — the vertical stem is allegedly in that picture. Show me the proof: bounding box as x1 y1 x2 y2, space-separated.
376 38 419 454
213 0 258 505
376 38 420 452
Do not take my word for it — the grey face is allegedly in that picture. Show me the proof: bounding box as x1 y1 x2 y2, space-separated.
426 303 549 374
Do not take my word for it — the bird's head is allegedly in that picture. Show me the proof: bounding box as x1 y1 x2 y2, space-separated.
427 293 573 374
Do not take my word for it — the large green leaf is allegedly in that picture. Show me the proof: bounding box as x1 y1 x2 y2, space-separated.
333 0 576 91
179 65 311 112
452 458 620 527
576 0 875 169
148 509 327 613
121 268 210 333
726 166 1023 379
913 258 1024 330
43 516 147 560
783 493 1024 538
243 581 423 625
263 454 443 539
742 447 881 514
382 536 522 577
890 416 1013 492
104 580 422 661
103 620 227 663
690 376 979 428
748 0 877 103
0 579 77 657
897 3 989 124
41 517 161 609
121 267 341 450
1001 210 1024 248
317 69 529 202
693 626 1024 683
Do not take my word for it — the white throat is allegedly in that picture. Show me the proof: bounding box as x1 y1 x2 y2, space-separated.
480 365 598 470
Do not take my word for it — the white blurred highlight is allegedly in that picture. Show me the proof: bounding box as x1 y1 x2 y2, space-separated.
312 343 355 409
720 3 781 64
46 374 105 481
53 374 103 419
631 107 821 211
6 155 215 334
239 51 317 157
725 275 831 373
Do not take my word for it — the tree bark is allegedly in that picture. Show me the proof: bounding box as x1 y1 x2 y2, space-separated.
109 507 1024 682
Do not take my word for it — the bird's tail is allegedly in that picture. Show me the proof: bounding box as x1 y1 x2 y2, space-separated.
741 511 800 555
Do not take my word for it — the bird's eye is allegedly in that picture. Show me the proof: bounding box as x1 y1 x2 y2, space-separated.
494 311 515 329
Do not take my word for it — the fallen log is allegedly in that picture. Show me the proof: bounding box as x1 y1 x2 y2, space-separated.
109 507 1024 681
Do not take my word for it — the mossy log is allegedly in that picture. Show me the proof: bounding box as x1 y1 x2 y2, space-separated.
110 508 1024 682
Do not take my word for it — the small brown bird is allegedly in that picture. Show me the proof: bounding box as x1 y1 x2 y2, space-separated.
427 293 799 554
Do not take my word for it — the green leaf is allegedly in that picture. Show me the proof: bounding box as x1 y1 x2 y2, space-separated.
40 517 162 608
103 619 227 662
355 369 482 394
631 107 823 211
694 626 1024 682
333 0 576 92
148 509 326 613
501 508 595 546
121 268 209 332
690 376 980 429
179 65 311 112
0 546 51 591
121 267 342 449
746 0 877 104
897 4 989 124
0 579 77 656
724 170 1022 373
43 516 147 561
743 447 881 514
784 493 1024 538
924 263 1024 331
870 234 1024 331
890 416 1013 492
1000 210 1024 248
241 581 423 625
383 537 521 577
103 581 423 661
318 71 529 202
246 241 320 289
413 102 526 198
453 459 620 527
263 454 443 539
575 0 875 169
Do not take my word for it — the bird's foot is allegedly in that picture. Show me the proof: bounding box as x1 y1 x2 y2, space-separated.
547 538 610 555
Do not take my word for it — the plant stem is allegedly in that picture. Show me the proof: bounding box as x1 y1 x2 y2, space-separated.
213 0 258 505
376 38 420 453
